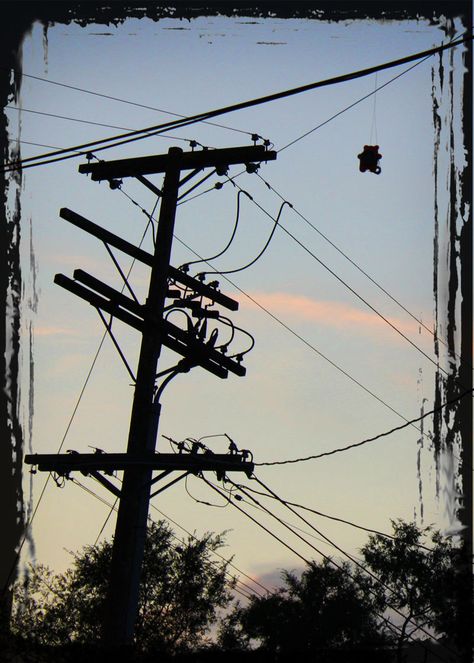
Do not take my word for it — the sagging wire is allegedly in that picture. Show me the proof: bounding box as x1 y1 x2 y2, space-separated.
185 474 230 509
179 189 246 272
72 476 258 600
198 199 292 278
255 387 474 467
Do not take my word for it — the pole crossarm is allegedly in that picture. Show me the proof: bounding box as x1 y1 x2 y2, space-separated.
25 452 254 478
78 145 277 180
54 273 244 378
59 207 238 311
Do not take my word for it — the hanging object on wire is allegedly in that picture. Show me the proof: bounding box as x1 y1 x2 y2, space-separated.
358 72 382 175
358 145 382 174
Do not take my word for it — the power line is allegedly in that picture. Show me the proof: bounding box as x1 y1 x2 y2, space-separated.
243 476 456 658
277 54 431 152
114 184 428 436
226 181 458 385
9 67 253 136
173 232 425 433
255 173 466 368
231 483 434 551
3 33 470 173
199 199 292 277
255 387 473 466
71 478 259 601
149 501 270 597
180 189 245 271
6 105 192 143
255 173 433 337
202 478 450 660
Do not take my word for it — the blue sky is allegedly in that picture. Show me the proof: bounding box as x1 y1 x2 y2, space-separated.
8 13 466 594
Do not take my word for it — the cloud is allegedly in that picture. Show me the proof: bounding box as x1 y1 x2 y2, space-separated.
233 291 424 342
34 326 74 337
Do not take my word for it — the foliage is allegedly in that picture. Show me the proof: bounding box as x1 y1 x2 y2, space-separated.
360 520 460 660
218 558 389 656
11 520 234 654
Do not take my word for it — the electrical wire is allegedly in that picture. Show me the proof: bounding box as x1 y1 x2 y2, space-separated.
248 477 456 657
222 477 455 659
199 200 292 277
233 483 434 552
5 105 190 143
226 181 460 386
180 189 246 271
1 332 108 598
255 387 473 466
71 478 257 601
8 67 254 136
195 174 456 387
255 172 464 367
112 184 427 436
184 474 230 508
202 478 448 658
3 33 471 172
277 54 429 153
173 233 427 435
149 501 271 596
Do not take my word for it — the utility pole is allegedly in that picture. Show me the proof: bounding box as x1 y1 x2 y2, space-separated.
103 147 181 646
26 144 276 650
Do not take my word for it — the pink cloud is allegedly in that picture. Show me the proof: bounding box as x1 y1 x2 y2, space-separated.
34 326 74 337
234 291 426 342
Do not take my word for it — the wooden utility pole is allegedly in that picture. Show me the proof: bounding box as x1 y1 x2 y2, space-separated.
103 147 181 645
26 144 276 649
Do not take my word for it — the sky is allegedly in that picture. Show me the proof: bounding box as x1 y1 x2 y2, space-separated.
6 11 468 599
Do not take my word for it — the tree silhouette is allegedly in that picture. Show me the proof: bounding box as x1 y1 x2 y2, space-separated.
11 520 234 655
360 520 459 662
218 558 389 658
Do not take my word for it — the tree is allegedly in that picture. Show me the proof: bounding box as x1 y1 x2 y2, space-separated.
11 520 234 655
360 519 459 663
218 558 389 658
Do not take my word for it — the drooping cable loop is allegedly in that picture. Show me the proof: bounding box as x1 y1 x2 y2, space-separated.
179 189 246 272
199 199 292 278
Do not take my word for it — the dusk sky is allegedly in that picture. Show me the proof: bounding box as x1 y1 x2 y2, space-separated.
7 12 467 597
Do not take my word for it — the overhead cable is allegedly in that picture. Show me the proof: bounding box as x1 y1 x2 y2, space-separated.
6 105 191 143
242 476 456 656
8 67 253 136
234 483 433 551
221 177 454 385
180 189 246 271
173 232 425 434
203 478 448 660
200 199 292 277
277 54 430 152
73 478 257 601
3 33 471 173
255 387 473 466
256 172 465 366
